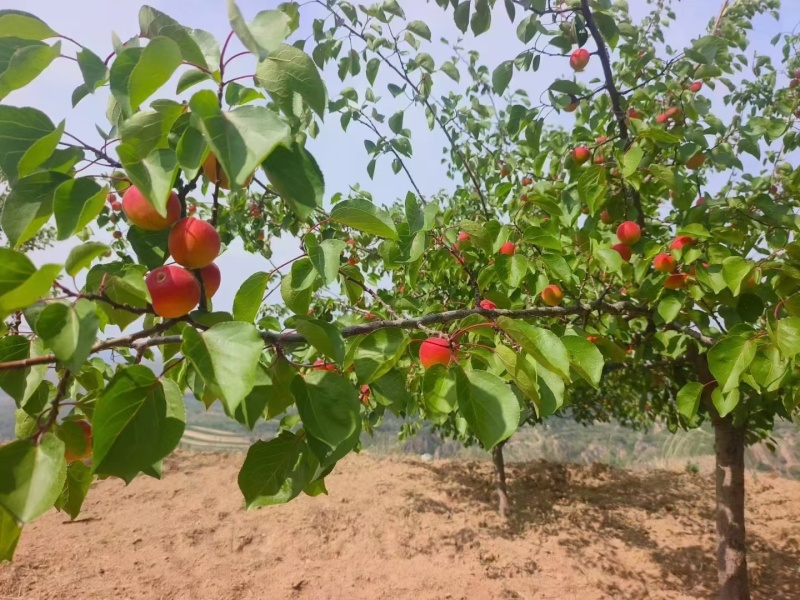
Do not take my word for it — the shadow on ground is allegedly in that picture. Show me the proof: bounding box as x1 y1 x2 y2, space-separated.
417 459 800 600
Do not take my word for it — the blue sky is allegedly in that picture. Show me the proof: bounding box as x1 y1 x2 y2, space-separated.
6 0 799 315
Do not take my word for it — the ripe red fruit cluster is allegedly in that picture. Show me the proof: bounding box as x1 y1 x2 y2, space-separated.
611 243 632 262
419 337 455 368
616 221 641 245
572 146 591 165
570 48 590 71
479 299 496 310
685 153 706 170
499 241 516 256
689 80 703 93
653 253 676 273
655 106 680 125
521 176 533 186
123 185 223 319
664 273 689 290
670 236 694 251
541 285 563 307
312 359 335 372
458 232 470 242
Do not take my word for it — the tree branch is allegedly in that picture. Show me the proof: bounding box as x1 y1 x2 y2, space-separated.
579 0 646 230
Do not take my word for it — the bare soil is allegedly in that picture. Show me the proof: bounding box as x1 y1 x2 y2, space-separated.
1 452 799 600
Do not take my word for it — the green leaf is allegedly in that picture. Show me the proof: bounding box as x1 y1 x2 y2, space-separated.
65 242 110 278
657 295 683 323
17 119 64 179
0 105 57 184
0 434 65 523
1 170 69 248
0 506 21 562
306 237 346 286
255 44 326 118
138 6 215 70
774 317 800 359
595 247 623 274
227 2 290 61
116 146 178 218
182 322 263 413
190 89 290 188
407 20 431 41
238 431 312 508
677 382 703 421
470 0 491 36
493 345 543 415
233 364 272 430
561 336 603 388
549 79 582 96
750 346 786 391
177 69 211 94
92 366 186 482
74 48 108 102
496 317 571 380
233 271 270 323
262 142 324 221
331 198 398 240
118 100 185 157
422 364 457 422
454 1 470 33
0 10 59 40
280 264 313 316
54 461 92 520
366 57 380 85
53 178 107 240
175 124 206 179
354 328 408 384
34 300 98 372
492 60 513 95
368 369 409 414
455 366 519 450
622 143 643 178
577 166 607 216
440 60 460 82
127 226 170 270
708 336 756 394
110 37 181 115
292 371 360 461
293 317 345 364
593 11 619 48
495 254 527 288
0 40 60 101
721 257 752 296
712 387 740 418
0 248 61 319
0 336 44 405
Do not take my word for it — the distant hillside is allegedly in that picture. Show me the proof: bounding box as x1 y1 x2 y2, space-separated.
3 396 798 477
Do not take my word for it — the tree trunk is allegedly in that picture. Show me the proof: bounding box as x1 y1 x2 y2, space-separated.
491 441 510 519
691 346 751 600
712 414 751 600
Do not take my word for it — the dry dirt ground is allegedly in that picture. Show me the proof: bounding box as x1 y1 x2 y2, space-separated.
1 452 799 600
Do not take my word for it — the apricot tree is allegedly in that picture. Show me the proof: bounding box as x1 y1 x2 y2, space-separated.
0 2 798 600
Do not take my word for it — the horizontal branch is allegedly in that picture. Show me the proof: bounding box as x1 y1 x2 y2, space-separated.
0 300 715 372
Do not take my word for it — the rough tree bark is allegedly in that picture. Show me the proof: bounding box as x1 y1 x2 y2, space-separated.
491 440 510 519
712 414 751 600
692 348 751 600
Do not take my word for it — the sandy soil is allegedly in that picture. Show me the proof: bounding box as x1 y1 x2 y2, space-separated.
1 452 799 600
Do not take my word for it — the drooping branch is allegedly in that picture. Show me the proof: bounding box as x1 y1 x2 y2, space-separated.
579 0 646 229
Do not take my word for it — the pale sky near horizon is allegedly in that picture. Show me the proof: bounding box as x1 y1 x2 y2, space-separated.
5 0 799 318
